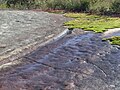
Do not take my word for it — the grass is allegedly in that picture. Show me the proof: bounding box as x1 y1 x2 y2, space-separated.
103 36 120 46
65 13 120 46
0 4 7 9
64 13 120 33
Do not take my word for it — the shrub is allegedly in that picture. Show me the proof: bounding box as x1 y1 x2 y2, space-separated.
0 4 7 9
1 0 120 14
89 0 114 15
64 0 82 11
45 0 90 12
5 0 35 9
111 0 120 14
79 0 89 12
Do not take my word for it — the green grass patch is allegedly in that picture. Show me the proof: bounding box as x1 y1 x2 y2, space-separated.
103 36 120 46
64 13 120 33
0 4 7 9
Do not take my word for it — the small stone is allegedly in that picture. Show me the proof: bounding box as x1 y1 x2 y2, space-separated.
118 64 120 67
64 81 75 90
109 85 115 88
0 44 7 48
80 60 86 64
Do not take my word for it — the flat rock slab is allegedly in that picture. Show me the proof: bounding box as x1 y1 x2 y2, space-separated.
0 29 120 90
103 28 120 38
0 10 69 60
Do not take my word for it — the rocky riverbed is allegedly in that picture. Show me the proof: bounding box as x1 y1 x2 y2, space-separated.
0 11 120 90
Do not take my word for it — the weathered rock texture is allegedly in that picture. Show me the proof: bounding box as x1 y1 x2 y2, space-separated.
0 11 120 90
103 28 120 38
0 28 120 90
0 10 69 61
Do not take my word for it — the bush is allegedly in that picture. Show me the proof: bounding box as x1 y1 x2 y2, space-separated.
2 0 120 15
64 0 82 11
5 0 35 9
79 0 89 12
111 0 120 14
0 4 7 9
45 0 89 12
89 0 114 15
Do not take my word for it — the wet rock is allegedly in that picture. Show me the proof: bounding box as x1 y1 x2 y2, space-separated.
0 11 120 89
0 30 120 90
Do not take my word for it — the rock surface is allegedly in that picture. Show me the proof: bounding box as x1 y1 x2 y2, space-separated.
0 10 70 61
103 28 120 38
0 28 120 90
0 11 120 90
